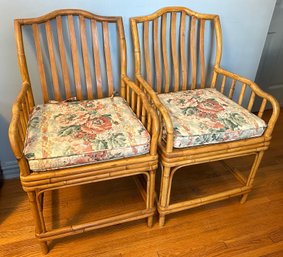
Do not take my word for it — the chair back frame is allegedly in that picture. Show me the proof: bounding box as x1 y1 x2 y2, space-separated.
15 9 127 102
130 6 222 93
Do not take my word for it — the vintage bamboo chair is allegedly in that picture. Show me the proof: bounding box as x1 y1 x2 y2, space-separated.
130 7 279 226
9 10 159 254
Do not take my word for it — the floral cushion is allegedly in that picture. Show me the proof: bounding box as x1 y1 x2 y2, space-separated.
24 97 150 171
158 88 266 148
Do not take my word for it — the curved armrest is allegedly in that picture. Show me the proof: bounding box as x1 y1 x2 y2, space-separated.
136 74 175 153
9 81 35 176
122 75 160 155
213 67 280 139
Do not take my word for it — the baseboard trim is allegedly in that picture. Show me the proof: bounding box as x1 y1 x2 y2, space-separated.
2 161 19 179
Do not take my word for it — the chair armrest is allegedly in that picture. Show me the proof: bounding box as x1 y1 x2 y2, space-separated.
135 74 175 153
9 81 35 176
212 67 280 139
122 75 160 155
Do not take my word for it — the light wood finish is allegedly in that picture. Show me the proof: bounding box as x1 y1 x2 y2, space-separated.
130 6 280 226
56 16 71 99
1 110 283 256
10 9 159 254
153 19 161 92
180 11 187 91
190 16 197 90
14 9 130 102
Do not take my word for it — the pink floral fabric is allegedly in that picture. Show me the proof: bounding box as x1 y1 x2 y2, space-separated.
24 97 150 171
158 88 266 148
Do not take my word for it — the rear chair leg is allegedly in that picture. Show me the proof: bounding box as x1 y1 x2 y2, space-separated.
147 216 153 228
240 151 264 204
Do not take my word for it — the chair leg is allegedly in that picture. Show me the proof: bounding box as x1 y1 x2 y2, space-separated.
240 151 265 204
147 170 156 228
159 215 166 227
27 192 49 254
147 216 154 228
159 166 171 227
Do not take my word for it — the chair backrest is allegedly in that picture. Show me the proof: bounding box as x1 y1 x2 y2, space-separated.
15 9 127 103
130 6 222 93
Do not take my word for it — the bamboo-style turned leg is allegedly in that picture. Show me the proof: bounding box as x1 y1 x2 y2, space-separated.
240 151 264 204
147 216 154 228
159 215 166 227
147 170 156 228
36 192 47 233
159 166 171 227
27 192 49 254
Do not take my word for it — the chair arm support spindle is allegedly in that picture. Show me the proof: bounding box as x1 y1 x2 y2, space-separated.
9 81 35 176
122 75 160 155
136 74 175 153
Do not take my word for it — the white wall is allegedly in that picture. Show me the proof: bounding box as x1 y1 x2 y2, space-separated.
0 0 276 178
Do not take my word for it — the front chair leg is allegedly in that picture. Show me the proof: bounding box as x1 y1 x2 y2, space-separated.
241 151 265 204
27 192 49 254
159 166 171 227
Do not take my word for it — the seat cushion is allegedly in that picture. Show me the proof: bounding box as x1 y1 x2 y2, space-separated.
158 88 266 148
24 97 150 171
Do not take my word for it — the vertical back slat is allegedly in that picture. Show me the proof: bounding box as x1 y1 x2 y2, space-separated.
153 19 161 93
143 21 152 86
199 19 206 88
45 21 61 101
162 14 170 93
180 11 187 91
102 22 114 96
190 16 197 89
171 12 179 92
56 16 72 99
32 24 49 103
68 15 83 100
91 20 103 98
79 16 93 99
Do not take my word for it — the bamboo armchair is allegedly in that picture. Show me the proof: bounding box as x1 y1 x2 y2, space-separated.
9 10 159 254
130 7 279 226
